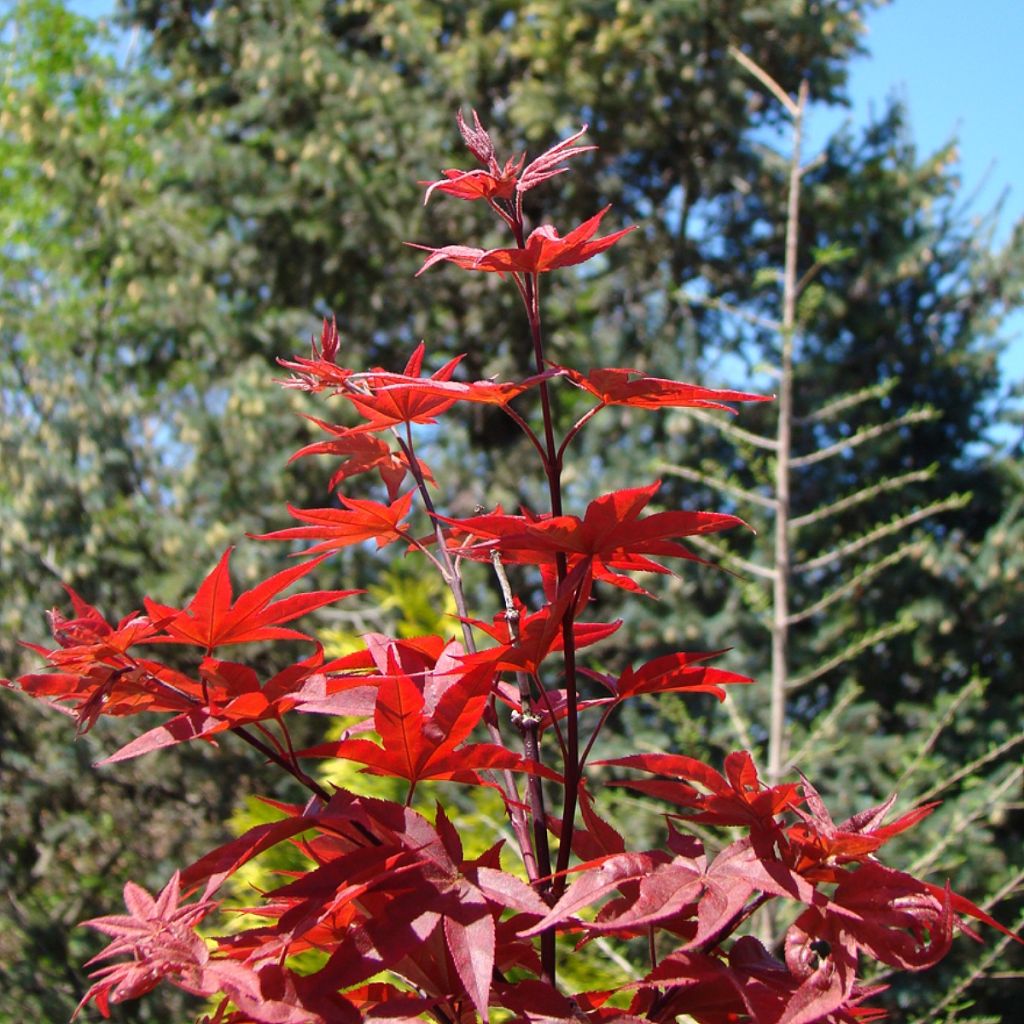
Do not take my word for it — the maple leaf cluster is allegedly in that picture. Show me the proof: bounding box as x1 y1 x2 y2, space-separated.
4 110 1018 1024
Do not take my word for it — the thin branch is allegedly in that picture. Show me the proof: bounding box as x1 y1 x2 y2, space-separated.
786 542 924 624
723 688 756 753
785 619 916 692
895 677 988 792
789 408 939 468
794 495 970 574
393 428 477 653
488 551 545 886
794 378 898 425
678 407 779 451
798 150 827 178
914 739 1024 809
790 468 936 530
657 461 777 510
783 683 864 772
677 288 782 332
728 44 800 118
687 534 778 581
908 768 1023 881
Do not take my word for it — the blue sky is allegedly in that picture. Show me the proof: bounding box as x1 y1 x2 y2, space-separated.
70 0 1022 382
812 0 1024 384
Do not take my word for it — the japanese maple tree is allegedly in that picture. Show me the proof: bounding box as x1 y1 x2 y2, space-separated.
4 109 1018 1024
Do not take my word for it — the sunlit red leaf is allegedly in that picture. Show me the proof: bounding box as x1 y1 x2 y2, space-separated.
143 548 358 652
412 207 635 277
288 426 426 501
598 750 801 832
585 649 752 704
341 343 464 433
421 112 593 206
558 363 770 411
252 492 415 556
787 775 940 873
439 481 745 596
275 316 352 394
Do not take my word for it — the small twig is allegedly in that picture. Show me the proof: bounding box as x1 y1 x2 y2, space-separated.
657 461 777 511
794 495 970 574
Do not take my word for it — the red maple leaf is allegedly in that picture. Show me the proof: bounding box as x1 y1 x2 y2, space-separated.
75 872 216 1018
298 660 555 790
2 591 194 733
97 652 330 765
143 548 358 653
275 316 352 394
786 776 939 875
462 562 621 677
558 364 770 411
438 482 745 595
421 164 522 204
289 422 429 500
411 206 635 277
252 491 415 556
599 750 801 834
584 649 752 705
372 367 561 410
421 111 594 205
792 863 956 973
22 587 162 672
340 343 465 433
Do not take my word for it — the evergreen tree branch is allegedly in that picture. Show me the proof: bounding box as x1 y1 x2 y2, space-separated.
793 378 899 426
676 407 779 451
723 685 757 754
783 682 863 772
728 44 801 118
793 495 971 574
789 408 940 468
676 288 782 332
657 462 777 510
687 534 778 580
786 542 924 624
785 619 916 692
912 741 1024 811
894 676 988 792
790 468 937 530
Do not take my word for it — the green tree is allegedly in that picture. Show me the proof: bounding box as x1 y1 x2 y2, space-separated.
656 76 1023 1021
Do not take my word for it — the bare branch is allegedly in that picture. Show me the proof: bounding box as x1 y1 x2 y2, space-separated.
784 682 864 772
790 408 939 468
794 495 970 574
790 468 936 530
795 378 899 425
688 534 778 581
657 462 777 510
677 288 782 332
728 45 800 118
798 151 827 178
895 677 988 792
787 542 924 624
677 407 779 451
785 619 917 692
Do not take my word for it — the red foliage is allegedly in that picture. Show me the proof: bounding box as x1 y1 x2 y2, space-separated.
411 206 636 277
3 109 1018 1024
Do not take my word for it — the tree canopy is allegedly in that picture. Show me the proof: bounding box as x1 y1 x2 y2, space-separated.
1 1 1020 1019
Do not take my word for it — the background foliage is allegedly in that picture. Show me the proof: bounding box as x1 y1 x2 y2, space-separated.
1 1 1021 1020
